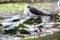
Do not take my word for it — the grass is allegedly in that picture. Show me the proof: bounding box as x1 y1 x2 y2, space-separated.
0 3 25 13
21 32 60 40
0 3 52 13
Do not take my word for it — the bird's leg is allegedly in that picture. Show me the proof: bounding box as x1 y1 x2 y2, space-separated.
33 18 36 40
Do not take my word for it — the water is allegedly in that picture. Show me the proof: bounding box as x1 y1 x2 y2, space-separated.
0 13 60 40
0 34 5 40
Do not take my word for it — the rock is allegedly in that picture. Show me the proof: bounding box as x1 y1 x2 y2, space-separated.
0 24 2 26
3 29 17 34
12 19 20 22
20 29 31 34
23 17 42 25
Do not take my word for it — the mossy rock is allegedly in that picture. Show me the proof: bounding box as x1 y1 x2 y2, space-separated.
12 19 20 22
3 26 20 34
20 29 31 34
3 28 18 34
0 24 2 26
13 35 25 38
23 18 33 24
23 17 42 25
3 24 28 34
0 17 4 20
19 24 27 28
4 25 11 28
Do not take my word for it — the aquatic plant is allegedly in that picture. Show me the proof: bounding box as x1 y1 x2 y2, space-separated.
23 17 42 25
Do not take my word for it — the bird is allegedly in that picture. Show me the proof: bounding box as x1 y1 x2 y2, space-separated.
24 5 60 31
24 5 60 21
24 5 51 33
24 5 51 18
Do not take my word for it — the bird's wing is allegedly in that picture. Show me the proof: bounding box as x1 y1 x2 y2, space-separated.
29 7 51 16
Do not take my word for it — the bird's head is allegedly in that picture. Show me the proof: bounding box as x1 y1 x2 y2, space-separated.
24 4 31 16
25 4 31 9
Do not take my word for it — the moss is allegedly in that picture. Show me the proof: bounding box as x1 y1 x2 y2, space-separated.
19 24 27 28
23 17 42 25
23 18 33 25
20 29 30 34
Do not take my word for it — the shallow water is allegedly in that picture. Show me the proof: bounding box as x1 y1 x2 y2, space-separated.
0 13 60 40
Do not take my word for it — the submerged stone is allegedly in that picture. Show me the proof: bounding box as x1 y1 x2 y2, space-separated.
3 28 18 34
0 17 4 20
13 35 25 38
20 29 31 34
12 19 20 22
4 25 11 28
3 26 20 34
0 24 2 26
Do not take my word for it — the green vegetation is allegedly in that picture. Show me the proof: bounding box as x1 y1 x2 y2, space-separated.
3 24 28 34
0 3 52 13
0 3 25 13
50 14 58 22
19 24 27 28
23 17 42 25
23 18 34 25
0 3 59 39
3 26 19 34
17 23 31 34
19 24 30 34
20 29 30 34
21 32 60 40
35 17 42 24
